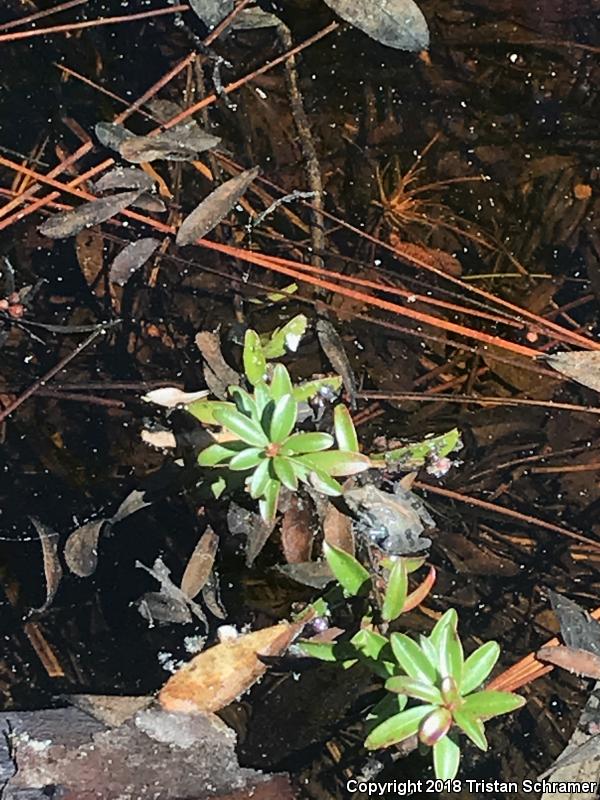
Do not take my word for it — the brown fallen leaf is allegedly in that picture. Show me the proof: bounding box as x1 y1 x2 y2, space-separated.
195 330 240 399
389 234 462 277
75 230 105 297
322 499 354 555
136 557 208 627
281 494 314 564
111 488 152 524
64 519 106 578
181 527 219 600
132 193 167 214
227 502 276 566
159 621 302 713
537 645 600 680
176 167 260 246
316 318 357 409
109 237 161 286
39 190 142 239
546 351 600 394
30 517 62 613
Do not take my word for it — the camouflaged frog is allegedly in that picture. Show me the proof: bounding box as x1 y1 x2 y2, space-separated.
343 482 434 555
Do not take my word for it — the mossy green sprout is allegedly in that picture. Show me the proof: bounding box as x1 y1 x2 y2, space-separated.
193 328 371 520
300 546 525 780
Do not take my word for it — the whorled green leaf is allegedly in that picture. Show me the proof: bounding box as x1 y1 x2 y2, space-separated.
280 431 334 455
243 329 267 386
292 375 342 403
296 449 371 477
296 639 357 662
390 633 438 685
351 629 396 678
269 394 297 443
228 447 265 471
185 399 235 425
419 635 440 672
366 692 408 733
308 469 344 496
461 641 500 695
381 558 408 622
323 542 371 596
258 477 281 521
437 622 464 684
197 441 246 467
261 314 308 359
365 705 435 750
430 609 458 655
385 676 442 705
249 458 271 499
272 456 299 490
433 734 461 780
461 690 525 720
419 707 453 747
452 709 488 751
213 406 268 448
229 386 259 421
333 405 359 452
270 363 293 400
210 475 227 498
253 381 271 414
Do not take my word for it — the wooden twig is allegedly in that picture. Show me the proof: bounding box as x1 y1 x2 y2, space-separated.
0 0 88 33
0 4 189 43
278 23 325 270
0 324 118 423
412 481 600 550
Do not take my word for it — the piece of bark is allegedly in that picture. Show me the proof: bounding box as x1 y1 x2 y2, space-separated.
0 704 296 799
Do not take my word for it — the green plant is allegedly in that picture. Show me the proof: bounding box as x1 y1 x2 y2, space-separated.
299 545 525 780
191 326 371 520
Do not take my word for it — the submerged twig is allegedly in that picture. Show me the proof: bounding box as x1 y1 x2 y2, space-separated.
0 4 188 44
0 322 119 423
278 22 326 269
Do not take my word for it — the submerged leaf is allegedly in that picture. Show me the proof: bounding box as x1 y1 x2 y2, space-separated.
39 190 142 239
546 351 600 394
324 0 430 51
109 237 161 286
92 166 155 194
181 527 219 600
64 519 106 577
120 125 220 164
176 167 260 245
95 121 134 151
189 0 234 28
30 517 62 613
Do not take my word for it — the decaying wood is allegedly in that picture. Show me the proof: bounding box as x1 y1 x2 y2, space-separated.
0 703 296 799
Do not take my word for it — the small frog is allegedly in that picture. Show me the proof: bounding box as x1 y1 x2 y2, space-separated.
343 482 434 555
